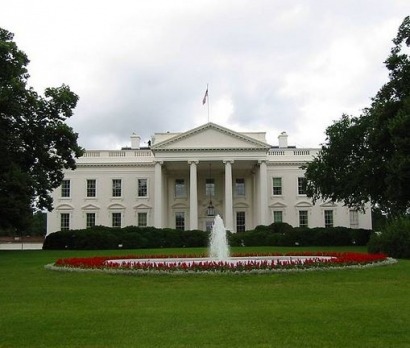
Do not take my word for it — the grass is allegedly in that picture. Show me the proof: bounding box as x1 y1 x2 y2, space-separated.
0 246 409 348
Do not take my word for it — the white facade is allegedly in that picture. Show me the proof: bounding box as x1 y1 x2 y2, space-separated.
47 123 372 235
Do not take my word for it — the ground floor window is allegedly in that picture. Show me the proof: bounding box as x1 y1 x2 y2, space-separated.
112 212 122 228
60 213 70 231
324 210 334 228
175 212 185 230
138 212 148 227
350 210 359 228
299 210 308 227
86 213 96 228
236 211 246 232
273 211 283 223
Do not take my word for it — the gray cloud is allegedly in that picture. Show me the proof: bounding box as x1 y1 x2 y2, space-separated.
1 0 408 149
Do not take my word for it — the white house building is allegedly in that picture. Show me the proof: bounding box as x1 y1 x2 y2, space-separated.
46 122 372 235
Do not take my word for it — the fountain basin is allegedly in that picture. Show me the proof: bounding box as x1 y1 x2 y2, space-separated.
105 255 335 268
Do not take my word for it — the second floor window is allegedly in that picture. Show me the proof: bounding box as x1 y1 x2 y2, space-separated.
272 177 282 195
235 178 245 196
138 179 148 197
175 179 186 197
87 179 96 197
61 180 70 197
112 179 122 197
298 177 307 195
205 178 215 197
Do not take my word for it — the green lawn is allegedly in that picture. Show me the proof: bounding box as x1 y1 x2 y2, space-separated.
0 247 409 348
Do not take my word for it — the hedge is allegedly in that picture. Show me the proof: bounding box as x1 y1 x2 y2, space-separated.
43 226 209 250
229 223 371 247
43 223 372 250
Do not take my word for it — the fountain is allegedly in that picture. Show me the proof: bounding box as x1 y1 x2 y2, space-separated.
209 215 230 260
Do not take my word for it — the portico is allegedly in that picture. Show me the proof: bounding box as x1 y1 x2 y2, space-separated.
150 123 271 232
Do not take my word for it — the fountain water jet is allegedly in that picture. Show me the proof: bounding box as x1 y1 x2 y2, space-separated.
209 215 230 260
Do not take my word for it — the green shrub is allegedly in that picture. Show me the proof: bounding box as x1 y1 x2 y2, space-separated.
43 226 209 250
229 225 371 247
367 217 410 258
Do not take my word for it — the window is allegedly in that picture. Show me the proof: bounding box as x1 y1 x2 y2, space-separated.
235 178 245 196
61 180 70 197
112 179 122 197
112 212 122 228
236 211 246 232
86 213 96 228
138 212 147 227
175 212 185 230
86 179 96 197
205 178 215 197
60 213 70 231
298 177 307 195
350 210 359 228
299 210 308 227
273 211 283 223
175 179 186 198
324 210 334 228
272 177 282 195
205 220 213 232
138 178 148 197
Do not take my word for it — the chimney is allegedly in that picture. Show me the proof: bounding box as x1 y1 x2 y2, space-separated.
278 131 288 148
130 133 141 149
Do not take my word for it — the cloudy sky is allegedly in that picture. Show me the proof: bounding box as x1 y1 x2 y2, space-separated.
1 0 409 149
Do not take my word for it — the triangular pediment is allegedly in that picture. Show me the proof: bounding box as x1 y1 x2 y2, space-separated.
151 123 270 152
133 203 152 210
81 203 100 210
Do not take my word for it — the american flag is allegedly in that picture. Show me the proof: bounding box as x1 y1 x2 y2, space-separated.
202 88 208 105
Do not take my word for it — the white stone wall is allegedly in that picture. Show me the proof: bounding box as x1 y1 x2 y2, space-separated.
47 124 372 235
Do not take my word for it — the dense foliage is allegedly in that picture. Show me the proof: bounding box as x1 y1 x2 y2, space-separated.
43 226 209 250
368 216 410 258
0 28 83 231
229 223 371 247
304 16 410 215
43 223 371 250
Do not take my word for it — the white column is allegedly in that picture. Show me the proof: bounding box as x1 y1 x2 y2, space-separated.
154 161 163 228
259 160 268 226
189 160 198 230
224 160 234 232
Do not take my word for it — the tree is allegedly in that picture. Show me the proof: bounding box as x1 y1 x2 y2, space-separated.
0 28 83 231
304 16 410 216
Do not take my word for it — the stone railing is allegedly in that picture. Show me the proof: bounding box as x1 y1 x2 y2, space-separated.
82 149 153 158
267 148 318 159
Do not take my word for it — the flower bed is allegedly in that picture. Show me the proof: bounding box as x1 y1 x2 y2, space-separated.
46 252 395 274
